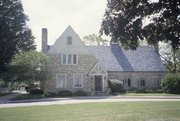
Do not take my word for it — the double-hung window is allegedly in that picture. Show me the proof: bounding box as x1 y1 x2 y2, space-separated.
73 74 83 88
68 55 72 64
61 54 78 65
62 54 66 64
56 74 66 88
73 55 77 64
138 77 145 87
123 78 131 86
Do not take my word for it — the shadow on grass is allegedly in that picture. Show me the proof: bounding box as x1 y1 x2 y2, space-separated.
0 92 12 97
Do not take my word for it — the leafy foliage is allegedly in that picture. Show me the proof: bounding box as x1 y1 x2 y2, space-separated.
83 34 108 46
58 90 73 97
108 79 123 92
43 92 57 97
0 78 6 88
161 73 180 94
8 51 49 85
73 90 87 96
160 43 180 72
127 88 164 93
11 94 44 100
101 0 179 50
29 88 44 95
0 0 36 72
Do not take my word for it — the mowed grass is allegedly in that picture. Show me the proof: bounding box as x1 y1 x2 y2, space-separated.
0 92 11 97
11 93 180 101
0 101 180 121
11 94 44 100
116 93 180 96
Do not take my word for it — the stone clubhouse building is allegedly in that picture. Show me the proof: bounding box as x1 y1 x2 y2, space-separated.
41 26 165 95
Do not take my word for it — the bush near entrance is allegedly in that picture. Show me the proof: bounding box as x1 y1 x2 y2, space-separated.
108 79 123 92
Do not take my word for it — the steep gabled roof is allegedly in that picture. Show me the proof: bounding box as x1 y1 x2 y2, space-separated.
89 63 108 75
47 25 90 54
87 45 165 72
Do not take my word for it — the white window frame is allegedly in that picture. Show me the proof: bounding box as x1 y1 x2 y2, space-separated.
56 74 66 88
73 74 83 88
61 54 78 65
62 54 66 64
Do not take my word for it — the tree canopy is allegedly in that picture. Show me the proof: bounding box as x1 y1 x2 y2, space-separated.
100 0 180 50
83 34 109 46
8 51 49 85
0 0 36 73
160 43 180 72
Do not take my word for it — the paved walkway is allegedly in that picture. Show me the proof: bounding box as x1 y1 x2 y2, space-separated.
0 92 21 104
0 95 180 108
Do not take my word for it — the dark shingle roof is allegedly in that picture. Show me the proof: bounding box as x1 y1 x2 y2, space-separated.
87 45 165 72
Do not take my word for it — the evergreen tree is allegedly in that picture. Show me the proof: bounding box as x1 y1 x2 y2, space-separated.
0 0 36 73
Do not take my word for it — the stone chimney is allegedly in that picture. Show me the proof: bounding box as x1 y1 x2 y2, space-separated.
42 28 48 53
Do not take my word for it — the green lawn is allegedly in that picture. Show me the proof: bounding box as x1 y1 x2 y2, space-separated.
0 101 180 121
115 93 180 96
0 92 11 97
11 93 180 101
11 94 44 100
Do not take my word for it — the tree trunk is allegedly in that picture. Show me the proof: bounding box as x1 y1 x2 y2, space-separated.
172 49 177 73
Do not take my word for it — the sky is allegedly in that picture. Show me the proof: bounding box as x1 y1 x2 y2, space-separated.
22 0 107 51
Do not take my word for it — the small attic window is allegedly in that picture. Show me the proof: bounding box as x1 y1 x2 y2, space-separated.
67 36 72 45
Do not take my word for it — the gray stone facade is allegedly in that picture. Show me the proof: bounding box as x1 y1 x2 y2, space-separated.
108 71 165 89
41 26 165 95
44 54 109 94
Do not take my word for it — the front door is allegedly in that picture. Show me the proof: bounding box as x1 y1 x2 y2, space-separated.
95 76 103 92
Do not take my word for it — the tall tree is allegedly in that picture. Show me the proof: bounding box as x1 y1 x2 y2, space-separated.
0 0 36 73
100 0 180 50
8 51 49 86
159 43 180 73
83 34 109 46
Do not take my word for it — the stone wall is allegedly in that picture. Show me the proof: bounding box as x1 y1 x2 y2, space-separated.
108 71 165 89
42 54 165 94
43 54 98 94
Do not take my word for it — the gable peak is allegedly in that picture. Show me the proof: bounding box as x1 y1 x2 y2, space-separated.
64 25 76 33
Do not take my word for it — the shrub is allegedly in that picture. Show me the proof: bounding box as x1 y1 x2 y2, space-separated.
161 73 180 94
0 78 6 88
58 90 73 97
74 90 87 96
43 92 56 97
29 88 44 95
127 88 164 93
105 87 112 94
154 89 164 93
108 79 123 92
136 89 155 93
